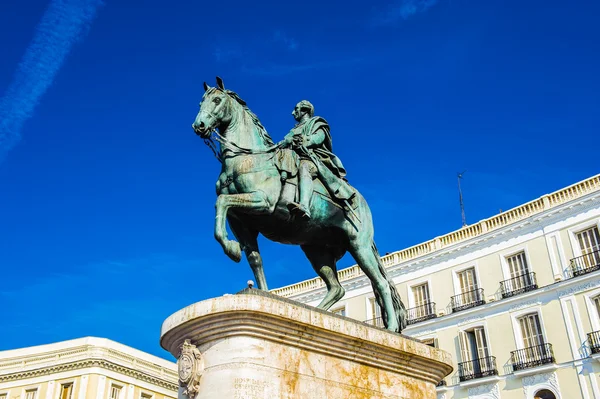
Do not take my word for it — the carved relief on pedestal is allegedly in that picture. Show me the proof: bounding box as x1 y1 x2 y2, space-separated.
468 383 500 399
522 372 560 398
178 340 204 398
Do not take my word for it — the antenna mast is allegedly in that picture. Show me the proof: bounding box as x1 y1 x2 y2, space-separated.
457 171 467 227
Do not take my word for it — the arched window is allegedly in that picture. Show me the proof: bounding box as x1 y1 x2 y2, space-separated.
534 389 556 399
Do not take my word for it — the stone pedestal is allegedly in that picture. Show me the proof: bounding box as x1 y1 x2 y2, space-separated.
160 289 452 399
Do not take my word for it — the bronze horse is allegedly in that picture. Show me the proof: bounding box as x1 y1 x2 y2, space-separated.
192 77 406 332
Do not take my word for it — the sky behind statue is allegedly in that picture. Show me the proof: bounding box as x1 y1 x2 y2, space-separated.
0 0 598 359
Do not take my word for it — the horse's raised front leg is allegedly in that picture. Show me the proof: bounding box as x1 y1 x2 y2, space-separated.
214 191 271 263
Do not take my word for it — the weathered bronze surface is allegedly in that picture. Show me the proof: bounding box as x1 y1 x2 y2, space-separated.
191 77 406 332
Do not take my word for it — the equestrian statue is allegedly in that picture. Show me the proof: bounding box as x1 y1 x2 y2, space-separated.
191 77 407 333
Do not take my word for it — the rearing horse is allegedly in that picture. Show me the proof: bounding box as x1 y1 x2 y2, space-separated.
192 77 406 332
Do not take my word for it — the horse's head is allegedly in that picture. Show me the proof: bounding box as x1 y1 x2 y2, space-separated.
192 77 232 139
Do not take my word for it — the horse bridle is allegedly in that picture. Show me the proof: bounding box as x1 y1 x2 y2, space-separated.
199 93 281 163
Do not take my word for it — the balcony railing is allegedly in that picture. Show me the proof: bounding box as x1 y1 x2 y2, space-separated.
451 288 485 312
364 316 384 328
570 250 600 277
500 272 538 298
589 331 600 355
406 302 437 325
436 379 447 387
458 356 498 381
511 343 555 371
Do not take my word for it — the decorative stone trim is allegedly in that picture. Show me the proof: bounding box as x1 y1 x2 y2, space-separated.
509 299 542 312
458 315 486 326
0 342 177 391
522 372 561 398
558 279 600 298
0 359 178 391
467 382 500 399
177 340 204 398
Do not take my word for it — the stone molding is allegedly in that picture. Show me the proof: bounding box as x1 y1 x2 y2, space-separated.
0 358 178 391
509 299 542 312
160 290 453 386
558 278 600 298
457 315 486 326
522 372 560 398
468 382 500 399
0 342 177 390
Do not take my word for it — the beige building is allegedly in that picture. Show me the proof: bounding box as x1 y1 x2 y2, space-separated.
272 173 600 399
0 338 177 399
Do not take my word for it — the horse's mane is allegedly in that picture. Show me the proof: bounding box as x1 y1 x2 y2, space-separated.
205 87 274 146
226 90 274 146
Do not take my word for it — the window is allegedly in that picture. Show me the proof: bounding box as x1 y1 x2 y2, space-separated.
456 267 482 306
576 226 600 267
59 384 73 399
507 252 529 277
594 295 600 320
518 313 545 349
412 283 431 317
25 390 37 399
458 268 478 293
140 394 153 399
505 251 534 291
1 393 7 399
458 328 490 362
534 389 557 399
331 307 346 317
369 298 383 327
109 386 122 399
458 327 495 380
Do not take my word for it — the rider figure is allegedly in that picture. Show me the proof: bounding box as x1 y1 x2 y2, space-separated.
279 100 354 220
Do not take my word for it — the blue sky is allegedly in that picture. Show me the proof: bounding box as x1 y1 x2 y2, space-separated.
0 0 598 360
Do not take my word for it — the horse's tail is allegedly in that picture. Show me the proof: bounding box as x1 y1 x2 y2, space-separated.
371 241 407 332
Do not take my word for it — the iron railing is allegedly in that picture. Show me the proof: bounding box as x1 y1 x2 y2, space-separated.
406 302 437 325
589 331 600 355
364 317 384 328
451 288 485 312
458 356 498 381
500 272 538 298
510 343 555 371
436 379 447 387
570 250 600 277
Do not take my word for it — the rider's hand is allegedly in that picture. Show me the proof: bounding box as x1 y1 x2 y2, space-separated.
292 135 303 148
280 133 294 148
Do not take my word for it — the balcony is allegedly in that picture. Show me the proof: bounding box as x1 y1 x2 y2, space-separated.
458 356 498 382
570 250 600 277
451 288 485 313
364 316 384 328
406 302 437 325
589 331 600 355
510 343 555 371
500 272 538 298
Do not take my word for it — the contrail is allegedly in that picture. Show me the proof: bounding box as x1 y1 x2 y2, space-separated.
0 0 104 161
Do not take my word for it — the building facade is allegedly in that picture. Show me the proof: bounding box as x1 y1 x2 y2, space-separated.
272 174 600 399
0 338 177 399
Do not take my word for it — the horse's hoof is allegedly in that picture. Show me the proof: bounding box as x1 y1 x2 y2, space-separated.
225 241 242 263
